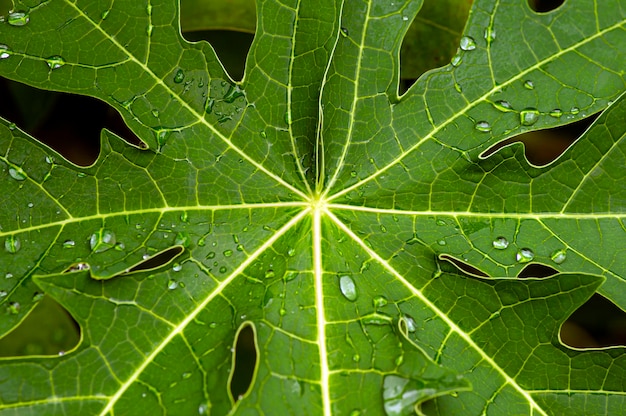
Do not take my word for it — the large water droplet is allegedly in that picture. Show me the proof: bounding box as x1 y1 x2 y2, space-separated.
402 314 417 333
7 11 29 27
8 167 26 181
4 235 21 253
339 275 357 301
0 44 11 59
46 55 66 70
459 36 476 51
475 121 492 132
550 249 567 264
520 108 540 126
173 69 185 83
450 51 463 67
168 279 178 290
492 236 509 250
516 248 534 263
89 229 116 253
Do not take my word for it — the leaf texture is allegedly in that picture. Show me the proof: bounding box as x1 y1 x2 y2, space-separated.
0 0 625 415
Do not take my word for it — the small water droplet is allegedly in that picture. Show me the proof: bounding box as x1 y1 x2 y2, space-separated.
523 80 534 90
0 290 6 298
402 15 409 22
146 24 153 37
549 108 563 118
340 27 349 37
550 249 567 264
459 36 476 51
175 232 190 247
475 121 492 132
168 280 178 290
279 308 287 316
4 235 21 254
484 27 496 43
492 237 509 250
437 239 446 246
350 171 357 177
8 122 16 130
454 82 462 93
223 249 233 257
570 106 580 115
219 266 227 273
173 69 185 83
451 51 463 67
89 229 116 253
380 224 387 233
339 275 357 301
520 108 540 126
264 269 275 279
101 10 110 20
62 240 75 249
352 354 360 362
394 355 404 366
7 301 20 315
350 410 361 416
0 44 11 59
8 167 26 181
5 273 13 279
373 296 388 308
403 314 417 333
284 110 292 125
172 263 182 272
46 55 66 70
32 292 44 302
45 155 54 164
493 100 513 112
516 248 534 263
283 271 298 282
223 84 245 103
7 11 29 27
205 98 215 114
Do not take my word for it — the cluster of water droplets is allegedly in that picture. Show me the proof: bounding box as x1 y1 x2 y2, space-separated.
491 236 567 266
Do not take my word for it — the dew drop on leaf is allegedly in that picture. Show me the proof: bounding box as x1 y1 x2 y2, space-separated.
459 36 476 51
219 266 227 273
549 108 563 117
570 106 580 114
4 235 21 254
264 269 275 279
175 232 190 247
101 10 109 20
5 273 13 279
520 108 540 126
283 271 298 282
523 80 535 90
284 110 292 125
451 51 463 67
340 27 349 37
167 280 178 290
373 295 388 308
492 236 509 250
403 314 417 333
223 249 233 257
89 229 116 253
173 69 185 83
8 167 26 181
550 249 567 264
172 263 182 272
7 301 20 315
339 275 358 301
474 121 491 132
0 290 6 298
484 27 496 43
45 55 65 70
437 239 446 246
7 11 29 26
0 44 11 59
62 240 75 249
493 100 512 112
32 292 44 302
516 248 534 263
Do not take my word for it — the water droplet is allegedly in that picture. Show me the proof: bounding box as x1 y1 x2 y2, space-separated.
101 10 110 20
492 237 509 250
0 44 11 59
283 271 298 282
373 296 388 308
459 36 476 51
0 290 6 298
340 27 349 37
223 249 233 257
7 11 29 27
168 280 178 290
68 262 89 272
523 80 534 90
550 249 567 264
172 263 182 272
46 55 65 70
474 121 492 132
349 410 361 416
4 235 21 254
7 301 20 315
549 108 563 118
264 269 275 279
8 122 16 130
403 314 417 333
570 106 580 115
284 110 292 125
146 24 153 37
205 98 215 114
451 51 463 67
484 27 496 43
437 240 446 246
352 354 360 362
402 15 409 21
175 232 190 247
173 69 185 83
520 108 539 126
380 224 387 233
339 275 357 301
454 82 462 93
5 273 13 279
62 240 75 249
394 355 404 366
516 248 534 263
32 292 44 302
493 100 512 112
219 266 227 273
223 84 245 103
8 167 26 181
350 171 357 177
89 229 116 253
279 308 287 316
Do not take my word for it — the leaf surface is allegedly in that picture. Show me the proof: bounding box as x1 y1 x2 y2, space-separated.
0 0 625 415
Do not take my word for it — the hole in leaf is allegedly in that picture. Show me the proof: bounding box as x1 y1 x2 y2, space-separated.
528 0 566 13
517 263 558 279
562 294 626 348
127 246 184 273
399 0 472 93
480 115 597 166
0 78 141 166
0 295 80 357
439 254 488 278
229 323 258 402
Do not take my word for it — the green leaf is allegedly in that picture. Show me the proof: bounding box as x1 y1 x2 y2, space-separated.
1 0 625 415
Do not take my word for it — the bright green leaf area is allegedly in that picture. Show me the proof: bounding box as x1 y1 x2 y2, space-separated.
1 0 625 415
